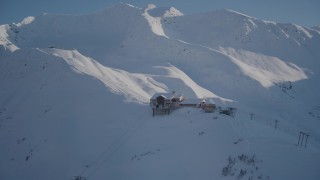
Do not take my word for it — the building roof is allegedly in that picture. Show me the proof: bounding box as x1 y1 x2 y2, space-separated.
151 92 175 100
151 92 184 100
180 98 204 104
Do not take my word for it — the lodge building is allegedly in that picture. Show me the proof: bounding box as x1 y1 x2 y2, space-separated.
150 92 216 116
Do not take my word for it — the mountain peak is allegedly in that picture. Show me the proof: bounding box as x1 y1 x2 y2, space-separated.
16 16 35 27
164 7 184 17
146 5 183 18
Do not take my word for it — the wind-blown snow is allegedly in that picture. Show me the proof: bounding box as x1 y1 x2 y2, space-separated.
40 48 221 104
219 47 308 87
42 48 168 103
155 65 230 101
294 24 313 38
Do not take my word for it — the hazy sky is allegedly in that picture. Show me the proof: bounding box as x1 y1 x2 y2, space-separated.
1 0 319 27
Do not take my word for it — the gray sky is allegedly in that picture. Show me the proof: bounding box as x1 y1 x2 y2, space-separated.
0 0 319 27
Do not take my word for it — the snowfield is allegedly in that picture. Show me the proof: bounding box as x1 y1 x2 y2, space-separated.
0 3 320 180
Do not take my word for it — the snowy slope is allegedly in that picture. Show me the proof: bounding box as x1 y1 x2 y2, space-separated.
311 25 320 32
1 3 320 180
162 9 320 72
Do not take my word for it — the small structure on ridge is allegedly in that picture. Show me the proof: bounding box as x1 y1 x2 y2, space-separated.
150 92 183 116
150 92 216 116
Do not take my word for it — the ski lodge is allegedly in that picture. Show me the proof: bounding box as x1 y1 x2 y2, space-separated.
150 92 216 116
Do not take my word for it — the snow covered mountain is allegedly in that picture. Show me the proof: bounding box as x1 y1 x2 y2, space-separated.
1 3 320 180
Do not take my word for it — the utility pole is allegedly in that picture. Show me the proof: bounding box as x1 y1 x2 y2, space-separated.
250 113 254 120
274 120 279 129
305 134 310 148
297 132 302 146
297 132 310 148
300 133 305 146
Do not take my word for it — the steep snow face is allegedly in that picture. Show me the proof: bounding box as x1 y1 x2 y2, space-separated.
42 48 168 103
0 16 36 52
155 65 231 101
293 24 313 38
143 4 183 38
162 9 320 70
219 47 308 87
40 48 222 104
163 8 318 47
0 25 19 51
143 4 169 38
162 9 256 46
